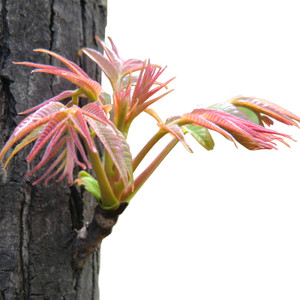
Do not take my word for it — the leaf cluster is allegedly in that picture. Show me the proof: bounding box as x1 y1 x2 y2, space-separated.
0 38 299 210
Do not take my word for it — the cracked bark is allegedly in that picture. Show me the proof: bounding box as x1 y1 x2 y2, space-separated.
0 0 107 299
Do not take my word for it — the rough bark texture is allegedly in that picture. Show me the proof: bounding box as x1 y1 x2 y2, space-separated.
0 0 107 299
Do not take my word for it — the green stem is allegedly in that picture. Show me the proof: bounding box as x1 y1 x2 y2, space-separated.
132 130 165 172
86 146 119 210
71 88 84 105
121 137 179 202
104 150 124 199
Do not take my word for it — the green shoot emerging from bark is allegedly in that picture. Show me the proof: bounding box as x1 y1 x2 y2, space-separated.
1 37 300 211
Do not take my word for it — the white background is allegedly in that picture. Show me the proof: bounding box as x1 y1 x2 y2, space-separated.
100 1 300 299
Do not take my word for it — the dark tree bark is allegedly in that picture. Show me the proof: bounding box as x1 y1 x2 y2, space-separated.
0 1 107 299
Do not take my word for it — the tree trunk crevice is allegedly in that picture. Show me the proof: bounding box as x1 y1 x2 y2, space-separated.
19 181 31 299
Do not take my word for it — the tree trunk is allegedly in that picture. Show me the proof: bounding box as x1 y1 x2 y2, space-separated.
0 0 107 299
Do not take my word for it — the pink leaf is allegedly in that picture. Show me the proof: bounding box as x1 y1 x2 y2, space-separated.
32 149 67 185
27 112 69 162
68 126 91 169
158 123 193 153
230 96 300 127
34 49 90 78
86 116 129 186
26 136 67 178
19 90 74 115
69 109 96 153
80 48 118 85
182 112 237 146
66 136 86 170
0 102 66 163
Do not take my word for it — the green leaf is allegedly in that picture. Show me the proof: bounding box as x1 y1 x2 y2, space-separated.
101 92 112 104
75 171 101 200
184 125 215 150
209 102 250 121
210 102 260 125
235 106 260 125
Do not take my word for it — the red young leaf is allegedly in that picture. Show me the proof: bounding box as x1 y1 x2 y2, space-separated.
82 102 110 123
66 135 86 170
181 112 237 146
0 102 104 185
81 47 119 86
85 116 129 187
123 62 175 126
27 112 69 162
68 126 91 169
182 108 293 150
230 96 300 127
26 136 67 179
158 122 193 153
19 90 75 115
0 102 66 163
69 109 97 153
33 149 67 185
15 49 102 103
81 37 144 87
34 49 90 78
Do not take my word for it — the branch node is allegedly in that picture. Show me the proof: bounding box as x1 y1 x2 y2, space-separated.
72 202 127 270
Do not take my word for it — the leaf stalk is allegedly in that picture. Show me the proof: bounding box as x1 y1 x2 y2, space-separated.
121 137 179 202
86 145 119 210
